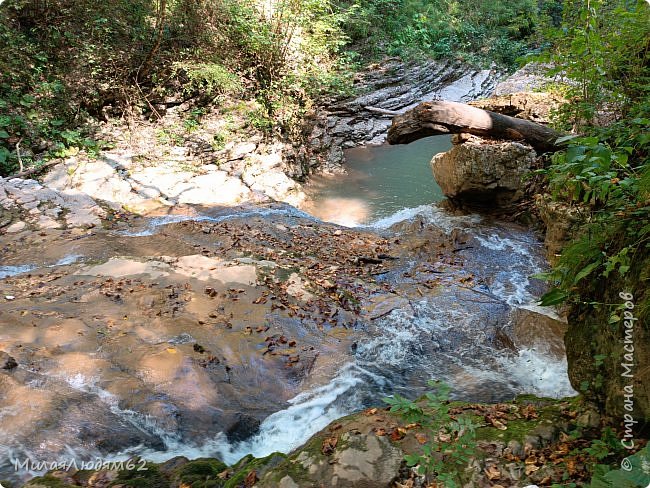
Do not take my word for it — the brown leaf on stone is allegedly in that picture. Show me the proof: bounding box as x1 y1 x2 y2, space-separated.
415 433 427 444
566 457 577 475
374 427 387 436
525 464 540 475
405 423 419 429
484 465 501 480
321 435 338 455
521 404 538 419
553 443 570 456
525 455 539 465
217 469 230 480
364 408 377 416
244 470 257 487
436 432 451 442
395 480 414 488
487 416 507 430
390 428 406 441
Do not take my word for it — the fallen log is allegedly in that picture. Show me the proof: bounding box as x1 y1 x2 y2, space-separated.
387 100 563 153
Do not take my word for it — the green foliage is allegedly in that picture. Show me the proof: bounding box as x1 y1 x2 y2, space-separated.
174 62 243 98
539 0 650 129
384 381 477 487
0 0 157 175
537 106 650 307
174 458 228 487
112 462 168 488
534 2 650 305
589 445 650 487
339 0 560 69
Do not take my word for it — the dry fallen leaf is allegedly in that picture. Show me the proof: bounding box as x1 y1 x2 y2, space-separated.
488 417 508 430
521 404 538 419
525 455 539 465
390 428 406 441
243 470 257 488
415 433 427 444
436 432 451 442
484 465 501 481
525 464 539 475
321 435 338 455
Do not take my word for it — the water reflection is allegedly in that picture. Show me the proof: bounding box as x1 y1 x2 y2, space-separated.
303 135 451 226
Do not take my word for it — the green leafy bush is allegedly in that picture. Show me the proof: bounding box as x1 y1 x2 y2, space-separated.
175 62 243 98
535 1 649 308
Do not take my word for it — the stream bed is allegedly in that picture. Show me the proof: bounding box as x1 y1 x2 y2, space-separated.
0 145 575 482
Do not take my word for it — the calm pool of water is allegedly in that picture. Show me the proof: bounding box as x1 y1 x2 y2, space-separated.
303 135 451 226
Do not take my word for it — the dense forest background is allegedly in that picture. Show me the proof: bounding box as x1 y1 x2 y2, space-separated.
0 0 566 175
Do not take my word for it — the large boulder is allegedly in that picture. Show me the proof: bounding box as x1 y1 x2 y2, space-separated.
430 134 537 208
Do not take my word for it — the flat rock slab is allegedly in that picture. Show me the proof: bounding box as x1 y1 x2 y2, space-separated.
1 176 104 230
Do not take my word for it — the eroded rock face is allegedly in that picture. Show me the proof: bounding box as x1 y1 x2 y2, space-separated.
309 58 500 171
566 247 650 423
469 92 565 125
430 135 537 208
492 62 558 96
41 148 305 214
266 431 403 488
535 194 582 265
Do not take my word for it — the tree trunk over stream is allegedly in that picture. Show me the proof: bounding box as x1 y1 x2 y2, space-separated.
387 101 563 153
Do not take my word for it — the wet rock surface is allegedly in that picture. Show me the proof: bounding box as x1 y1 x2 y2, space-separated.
21 396 617 488
0 350 17 370
0 199 572 485
0 59 582 487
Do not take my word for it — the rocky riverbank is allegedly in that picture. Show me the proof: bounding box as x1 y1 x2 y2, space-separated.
18 395 650 488
2 59 647 488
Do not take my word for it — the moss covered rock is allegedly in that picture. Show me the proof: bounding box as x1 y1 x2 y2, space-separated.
566 246 650 424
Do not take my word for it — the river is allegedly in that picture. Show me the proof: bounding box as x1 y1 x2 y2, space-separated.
0 139 575 483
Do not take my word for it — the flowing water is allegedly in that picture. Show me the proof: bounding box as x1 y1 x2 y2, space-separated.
0 142 576 482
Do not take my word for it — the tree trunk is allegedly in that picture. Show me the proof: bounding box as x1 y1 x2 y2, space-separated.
387 101 563 153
